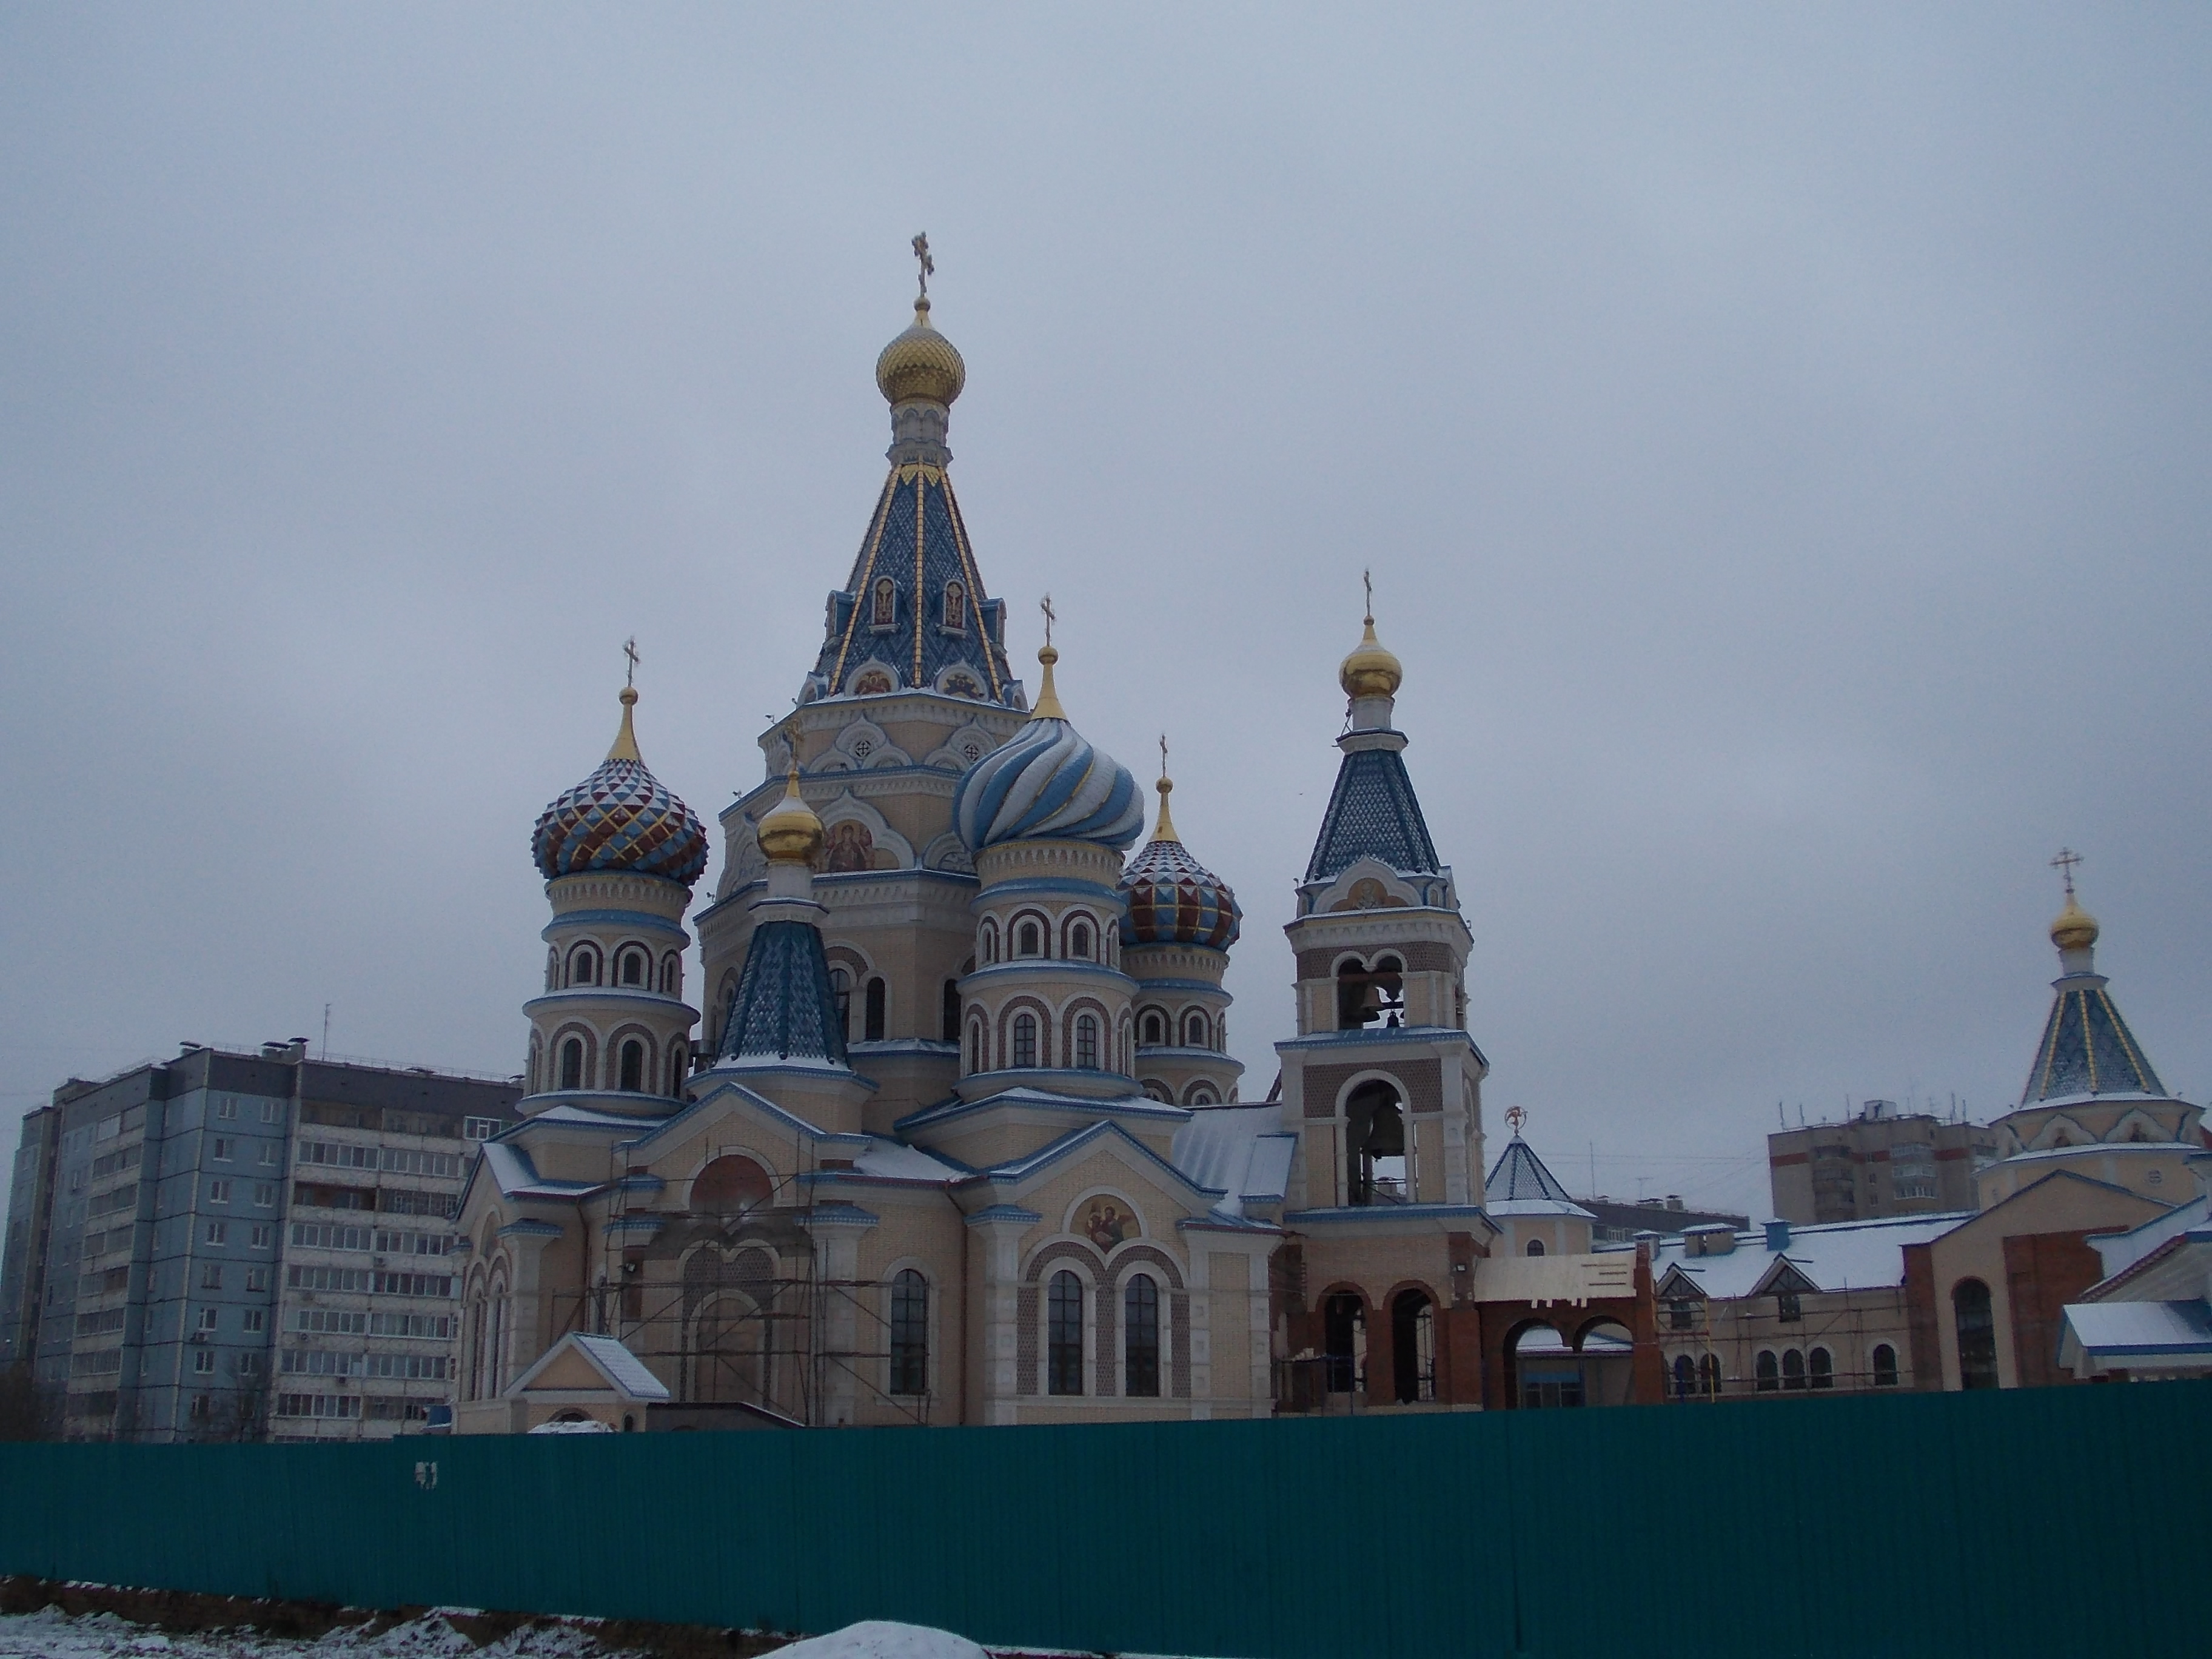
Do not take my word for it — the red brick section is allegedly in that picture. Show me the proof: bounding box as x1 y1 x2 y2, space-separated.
1631 1242 1666 1404
2004 1230 2110 1389
1902 1242 1942 1390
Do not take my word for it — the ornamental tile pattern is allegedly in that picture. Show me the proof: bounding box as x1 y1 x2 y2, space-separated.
2025 981 2165 1102
532 756 708 885
1122 836 1241 949
717 920 848 1065
1304 748 1442 883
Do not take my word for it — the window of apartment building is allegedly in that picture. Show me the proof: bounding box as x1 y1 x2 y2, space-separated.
464 1118 499 1141
204 1222 227 1246
212 1138 234 1161
189 1392 213 1419
261 1101 283 1125
245 1267 269 1292
258 1142 279 1165
250 1225 272 1248
207 1179 231 1204
238 1353 261 1377
275 1394 360 1419
196 1307 218 1332
253 1182 275 1207
215 1099 238 1121
297 1309 369 1335
201 1264 223 1290
192 1350 215 1375
243 1309 264 1333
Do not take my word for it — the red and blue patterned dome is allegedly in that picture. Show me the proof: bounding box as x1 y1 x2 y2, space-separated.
1121 780 1240 950
532 688 709 887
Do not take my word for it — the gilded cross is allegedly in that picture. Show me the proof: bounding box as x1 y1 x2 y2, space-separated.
623 636 640 689
1159 733 1170 783
1362 568 1374 625
2051 846 2083 896
1039 592 1055 648
911 232 934 299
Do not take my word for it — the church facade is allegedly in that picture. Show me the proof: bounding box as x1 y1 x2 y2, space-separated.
451 283 1624 1432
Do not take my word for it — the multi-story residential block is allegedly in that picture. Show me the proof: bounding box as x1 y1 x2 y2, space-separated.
0 1042 518 1441
1767 1100 1998 1225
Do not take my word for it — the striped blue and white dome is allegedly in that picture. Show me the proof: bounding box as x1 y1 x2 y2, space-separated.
953 712 1144 853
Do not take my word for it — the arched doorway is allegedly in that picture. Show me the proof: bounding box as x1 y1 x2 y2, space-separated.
692 1155 773 1213
1575 1319 1636 1407
1512 1323 1581 1408
1390 1289 1435 1403
1322 1291 1366 1394
1344 1081 1407 1205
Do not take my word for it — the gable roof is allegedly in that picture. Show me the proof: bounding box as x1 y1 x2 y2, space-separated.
506 1332 671 1401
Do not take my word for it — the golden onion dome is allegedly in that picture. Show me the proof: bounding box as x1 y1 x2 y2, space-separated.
2051 892 2100 953
874 297 966 407
1339 615 1404 699
756 765 825 866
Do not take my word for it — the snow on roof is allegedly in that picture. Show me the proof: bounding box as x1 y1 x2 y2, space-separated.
1487 1198 1597 1220
569 1334 672 1400
526 1101 677 1130
2088 1188 2211 1284
526 1418 615 1433
1171 1105 1294 1218
769 1621 989 1659
851 1137 963 1182
1644 1211 1971 1299
481 1139 602 1201
2060 1299 2212 1361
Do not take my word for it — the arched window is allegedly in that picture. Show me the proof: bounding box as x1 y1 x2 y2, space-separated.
1012 1013 1038 1069
618 1040 645 1093
1070 920 1093 960
558 1038 583 1092
544 950 557 993
967 1020 984 1075
667 1043 686 1094
1781 1349 1806 1391
1141 1011 1164 1047
1048 1272 1084 1395
1124 1275 1160 1398
1872 1344 1899 1387
1074 1014 1099 1070
890 1270 928 1396
1672 1354 1696 1400
1954 1278 1998 1389
692 1155 773 1213
660 955 680 994
1525 1238 1546 1257
1185 1084 1217 1105
1808 1347 1834 1390
940 980 961 1043
1392 1289 1435 1403
942 580 965 631
619 950 646 987
829 968 853 1042
1323 1292 1364 1394
1755 1350 1779 1392
980 922 998 964
1336 955 1406 1031
1699 1353 1721 1399
1344 1080 1407 1205
569 947 598 987
1016 919 1042 958
1183 1011 1208 1048
864 977 886 1042
872 578 896 626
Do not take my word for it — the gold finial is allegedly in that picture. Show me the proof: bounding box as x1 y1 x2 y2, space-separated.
912 232 933 300
606 642 643 763
874 238 965 406
1153 734 1179 841
1028 595 1068 720
756 758 825 865
1339 575 1404 700
1504 1105 1528 1137
2049 849 2099 953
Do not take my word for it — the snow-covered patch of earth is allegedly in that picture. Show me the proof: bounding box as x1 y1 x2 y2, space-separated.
0 1607 623 1658
768 1624 987 1659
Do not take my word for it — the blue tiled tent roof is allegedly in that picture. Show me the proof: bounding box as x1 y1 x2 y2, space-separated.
1304 748 1442 883
2023 980 2165 1103
717 920 848 1066
1486 1136 1575 1204
812 466 1018 705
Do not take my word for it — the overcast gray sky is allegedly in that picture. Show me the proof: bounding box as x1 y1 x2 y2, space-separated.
4 6 2207 1220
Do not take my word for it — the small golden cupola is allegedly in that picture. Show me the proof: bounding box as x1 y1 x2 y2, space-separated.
1339 577 1404 701
2050 891 2100 954
874 297 966 409
755 766 826 867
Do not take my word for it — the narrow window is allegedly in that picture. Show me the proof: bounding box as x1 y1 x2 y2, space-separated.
1344 1081 1407 1205
1809 1347 1834 1390
1184 1011 1208 1048
1070 920 1093 960
830 968 853 1042
1141 1011 1164 1047
1781 1349 1806 1391
1872 1344 1899 1387
620 950 645 987
1075 1014 1099 1070
1954 1278 1997 1389
545 950 558 991
981 922 997 964
890 1270 928 1396
559 1038 583 1091
943 580 966 631
1048 1272 1084 1395
1755 1350 1779 1393
570 947 598 987
1124 1275 1160 1398
1012 1013 1038 1069
1699 1353 1721 1398
619 1040 645 1093
864 977 887 1042
873 578 896 626
660 956 680 994
1672 1355 1696 1400
1017 920 1042 957
941 980 962 1044
1391 1289 1435 1403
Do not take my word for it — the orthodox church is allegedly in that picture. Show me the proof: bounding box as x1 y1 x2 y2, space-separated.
454 279 1537 1432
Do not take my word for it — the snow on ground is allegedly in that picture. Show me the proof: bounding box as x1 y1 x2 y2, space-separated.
767 1624 987 1659
0 1607 622 1659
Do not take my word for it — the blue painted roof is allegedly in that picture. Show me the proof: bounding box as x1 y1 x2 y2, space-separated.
951 713 1144 851
2023 976 2166 1104
811 465 1018 706
1304 746 1441 883
1485 1135 1576 1204
717 919 849 1068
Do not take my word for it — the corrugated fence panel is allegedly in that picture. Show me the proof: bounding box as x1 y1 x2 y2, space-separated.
0 1384 2207 1658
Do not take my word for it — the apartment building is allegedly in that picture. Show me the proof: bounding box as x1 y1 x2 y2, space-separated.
0 1041 518 1441
1767 1100 1998 1225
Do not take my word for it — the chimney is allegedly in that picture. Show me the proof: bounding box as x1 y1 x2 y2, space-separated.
1764 1219 1791 1253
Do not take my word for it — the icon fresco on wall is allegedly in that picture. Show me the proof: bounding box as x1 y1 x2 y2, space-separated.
1085 1200 1134 1250
824 821 876 873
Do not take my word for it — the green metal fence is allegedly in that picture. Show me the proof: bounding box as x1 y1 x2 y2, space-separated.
0 1382 2204 1658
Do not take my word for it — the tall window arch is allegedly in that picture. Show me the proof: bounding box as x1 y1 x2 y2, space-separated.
890 1270 928 1396
980 921 998 964
1871 1344 1899 1387
1183 1011 1209 1048
942 580 965 631
1016 919 1042 958
1755 1350 1779 1392
1392 1289 1435 1403
1954 1278 1998 1389
1808 1347 1834 1390
1124 1275 1160 1398
872 578 896 626
1012 1012 1039 1069
618 949 647 987
1141 1011 1165 1047
1048 1272 1084 1395
1074 1013 1099 1071
544 950 558 993
829 968 853 1042
660 954 680 994
864 977 887 1042
1672 1354 1696 1399
1781 1349 1806 1391
1068 919 1093 960
618 1039 645 1093
940 980 961 1044
967 1019 985 1076
569 946 599 987
1698 1353 1721 1399
558 1038 584 1092
1344 1080 1407 1205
